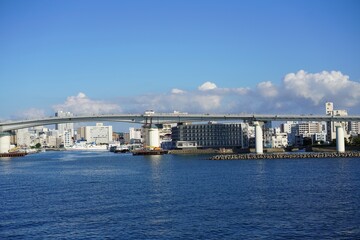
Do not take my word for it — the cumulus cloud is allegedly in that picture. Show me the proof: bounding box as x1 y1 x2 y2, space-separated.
283 70 360 107
53 92 121 115
257 81 278 98
14 70 358 120
198 81 217 91
120 70 360 115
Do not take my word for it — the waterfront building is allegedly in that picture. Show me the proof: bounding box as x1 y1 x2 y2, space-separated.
112 132 121 142
289 122 325 146
77 123 112 144
63 130 73 147
349 121 360 135
16 128 31 147
264 127 288 148
112 132 130 144
280 121 296 134
325 102 349 142
55 111 74 146
313 132 327 144
271 133 288 148
46 136 62 148
171 122 247 149
129 127 142 142
159 123 175 142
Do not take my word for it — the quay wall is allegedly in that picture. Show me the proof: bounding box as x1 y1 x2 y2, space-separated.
0 152 27 158
169 149 219 154
210 152 360 160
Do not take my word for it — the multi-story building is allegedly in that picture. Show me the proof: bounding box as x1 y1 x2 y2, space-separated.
288 122 326 146
55 111 74 146
313 132 327 144
122 132 130 143
171 122 247 149
281 121 296 134
16 128 31 147
349 121 360 135
77 123 112 144
129 127 142 143
325 102 349 141
271 132 288 148
265 127 288 148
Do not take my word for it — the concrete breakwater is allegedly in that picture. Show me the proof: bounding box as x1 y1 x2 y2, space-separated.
210 151 360 160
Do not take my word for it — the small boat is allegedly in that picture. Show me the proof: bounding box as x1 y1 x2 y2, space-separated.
114 145 130 153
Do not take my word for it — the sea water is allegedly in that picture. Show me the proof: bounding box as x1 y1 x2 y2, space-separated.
1 151 359 239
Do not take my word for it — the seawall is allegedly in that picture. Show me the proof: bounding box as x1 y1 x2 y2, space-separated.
210 152 360 160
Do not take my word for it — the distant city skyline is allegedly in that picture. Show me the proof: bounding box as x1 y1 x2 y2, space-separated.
1 0 360 126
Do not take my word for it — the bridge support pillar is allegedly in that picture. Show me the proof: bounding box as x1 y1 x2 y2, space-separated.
144 127 160 148
336 125 345 153
254 121 263 154
0 132 11 153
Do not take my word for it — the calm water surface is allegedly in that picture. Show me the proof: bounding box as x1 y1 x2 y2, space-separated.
1 151 359 239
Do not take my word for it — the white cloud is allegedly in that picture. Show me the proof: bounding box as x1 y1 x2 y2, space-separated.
283 70 360 107
171 88 186 94
257 81 278 98
118 71 360 115
233 88 250 95
13 70 359 120
198 81 217 91
53 92 121 115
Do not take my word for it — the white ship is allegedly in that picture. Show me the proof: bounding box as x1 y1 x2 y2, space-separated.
65 140 108 151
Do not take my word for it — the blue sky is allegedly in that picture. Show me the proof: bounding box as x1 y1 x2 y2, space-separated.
1 0 360 123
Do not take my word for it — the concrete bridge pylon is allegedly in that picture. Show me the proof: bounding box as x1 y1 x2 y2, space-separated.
336 125 345 153
0 132 11 153
254 121 263 154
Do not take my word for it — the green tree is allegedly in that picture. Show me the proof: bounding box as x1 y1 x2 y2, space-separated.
302 137 312 146
35 143 41 148
351 135 360 146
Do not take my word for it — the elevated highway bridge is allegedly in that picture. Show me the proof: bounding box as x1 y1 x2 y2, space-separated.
1 113 360 154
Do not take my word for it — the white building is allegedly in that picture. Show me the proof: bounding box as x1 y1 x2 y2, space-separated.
313 132 327 144
129 127 142 143
288 122 326 146
280 121 296 134
264 127 288 148
325 102 349 141
77 123 113 144
16 128 31 147
64 130 73 147
271 132 288 148
55 111 74 146
349 121 360 135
